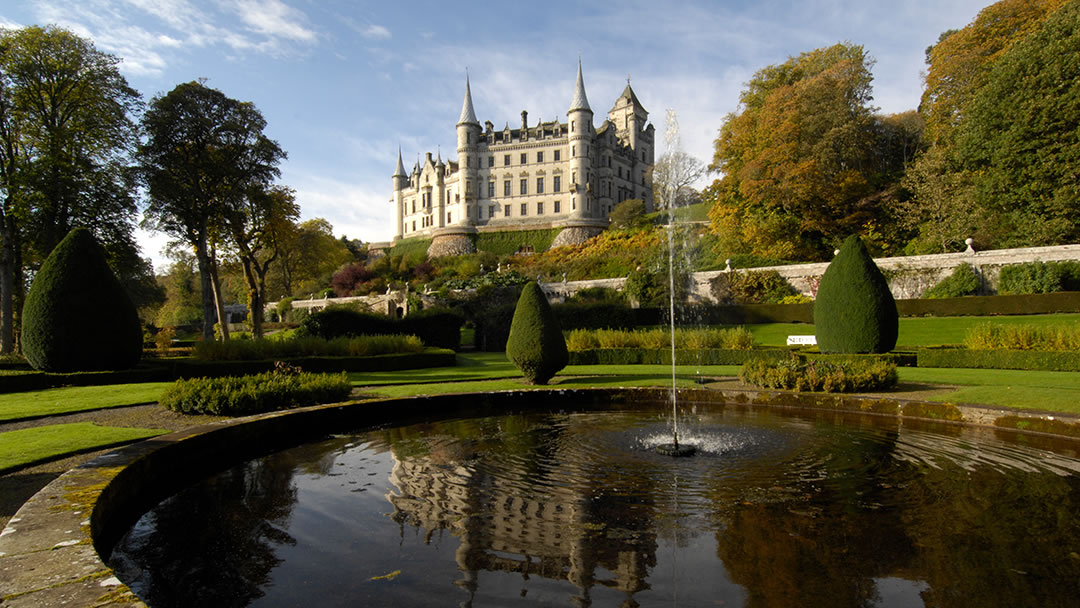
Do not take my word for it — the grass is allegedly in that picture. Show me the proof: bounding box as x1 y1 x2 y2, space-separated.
0 423 167 473
0 383 171 422
898 367 1080 414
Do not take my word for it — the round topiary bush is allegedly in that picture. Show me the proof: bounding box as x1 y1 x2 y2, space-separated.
813 235 898 354
22 227 143 371
506 282 568 384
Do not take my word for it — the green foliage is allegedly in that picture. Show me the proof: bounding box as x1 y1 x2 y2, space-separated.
388 238 432 263
192 335 423 361
298 306 463 350
565 327 754 351
505 282 568 384
159 366 352 415
22 228 143 372
609 199 649 229
998 261 1080 295
740 355 898 392
625 267 692 308
566 287 625 304
710 270 798 304
814 235 898 353
707 42 913 261
475 229 560 255
963 322 1080 351
568 347 780 366
916 348 1080 372
553 302 636 331
923 263 981 299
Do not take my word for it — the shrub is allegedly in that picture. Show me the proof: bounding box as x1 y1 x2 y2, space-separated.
923 263 981 299
609 199 648 229
709 270 799 304
564 327 754 351
192 335 424 361
21 228 142 372
998 261 1080 295
155 327 176 354
506 282 568 384
814 235 898 353
159 366 352 415
566 287 624 304
297 306 463 349
962 322 1080 351
740 356 898 392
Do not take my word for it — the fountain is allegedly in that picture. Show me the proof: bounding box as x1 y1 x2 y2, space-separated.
655 108 696 457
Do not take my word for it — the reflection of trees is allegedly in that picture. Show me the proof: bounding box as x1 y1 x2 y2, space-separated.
714 426 913 608
383 413 662 606
110 454 300 608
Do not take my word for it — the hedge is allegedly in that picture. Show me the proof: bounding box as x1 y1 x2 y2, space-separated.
299 307 464 350
568 348 788 366
896 292 1080 317
916 348 1080 371
159 368 353 416
740 356 898 392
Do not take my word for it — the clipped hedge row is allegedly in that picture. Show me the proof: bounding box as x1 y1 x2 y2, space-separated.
299 307 464 350
193 335 424 361
566 327 754 351
160 369 353 416
916 348 1080 371
740 356 898 392
896 292 1080 317
568 348 788 366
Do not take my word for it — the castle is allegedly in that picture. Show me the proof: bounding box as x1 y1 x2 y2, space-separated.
389 62 655 256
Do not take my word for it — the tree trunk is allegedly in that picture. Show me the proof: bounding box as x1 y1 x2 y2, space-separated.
0 212 16 354
241 257 263 339
195 233 216 341
208 246 229 341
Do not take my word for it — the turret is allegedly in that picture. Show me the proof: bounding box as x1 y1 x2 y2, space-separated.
391 148 407 239
456 76 481 225
568 60 593 219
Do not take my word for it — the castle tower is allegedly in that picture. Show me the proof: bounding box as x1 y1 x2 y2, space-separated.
391 147 407 239
567 60 593 219
456 76 481 226
608 82 648 152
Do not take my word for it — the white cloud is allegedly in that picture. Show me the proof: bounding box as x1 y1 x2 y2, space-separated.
0 17 23 30
360 24 390 40
231 0 318 43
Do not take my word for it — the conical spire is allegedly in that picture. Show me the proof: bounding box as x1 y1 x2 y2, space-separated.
393 147 406 177
569 59 591 113
457 75 479 126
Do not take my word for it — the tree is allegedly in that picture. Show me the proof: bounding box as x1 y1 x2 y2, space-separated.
705 43 910 261
138 81 285 340
608 198 648 229
155 252 204 328
505 282 568 384
0 25 142 354
225 184 299 338
814 235 897 354
273 218 353 299
652 151 705 210
953 1 1080 246
22 228 141 371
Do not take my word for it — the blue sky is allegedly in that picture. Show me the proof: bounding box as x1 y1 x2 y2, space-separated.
1 0 992 271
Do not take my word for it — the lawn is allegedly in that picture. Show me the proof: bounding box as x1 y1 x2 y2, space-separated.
0 423 167 474
0 383 171 422
898 367 1080 414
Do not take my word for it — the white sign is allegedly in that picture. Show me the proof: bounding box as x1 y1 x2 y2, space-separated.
786 335 817 346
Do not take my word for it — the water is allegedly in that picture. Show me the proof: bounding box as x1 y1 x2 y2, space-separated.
109 403 1080 607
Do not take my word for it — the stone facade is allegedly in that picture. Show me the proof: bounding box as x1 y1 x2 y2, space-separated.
391 62 654 254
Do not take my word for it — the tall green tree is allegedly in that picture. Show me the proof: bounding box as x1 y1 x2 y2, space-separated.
705 43 912 261
224 184 299 338
138 81 285 340
0 25 143 354
272 217 353 299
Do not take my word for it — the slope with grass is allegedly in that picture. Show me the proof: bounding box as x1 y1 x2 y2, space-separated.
0 423 167 474
0 383 171 422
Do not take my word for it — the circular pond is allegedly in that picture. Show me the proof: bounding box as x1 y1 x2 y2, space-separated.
107 399 1080 607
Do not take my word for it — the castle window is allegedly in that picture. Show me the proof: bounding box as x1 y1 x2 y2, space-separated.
411 200 416 213
571 120 575 132
520 203 527 216
537 202 544 215
554 200 561 213
504 180 511 196
537 151 543 163
536 177 544 194
554 150 561 161
488 181 495 198
489 205 495 218
504 154 510 166
466 180 472 195
520 153 527 165
504 205 510 217
488 156 494 168
553 176 561 192
572 146 575 156
467 158 471 168
412 221 416 231
447 212 452 224
520 178 528 195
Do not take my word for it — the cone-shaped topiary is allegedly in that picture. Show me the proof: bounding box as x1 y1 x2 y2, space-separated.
506 282 568 384
22 228 143 372
814 235 898 354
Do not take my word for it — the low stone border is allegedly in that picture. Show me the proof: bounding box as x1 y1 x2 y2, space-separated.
3 387 1080 607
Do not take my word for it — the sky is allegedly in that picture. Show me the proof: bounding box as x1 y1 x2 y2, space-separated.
1 0 994 272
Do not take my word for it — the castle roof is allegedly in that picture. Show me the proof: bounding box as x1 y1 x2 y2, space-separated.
457 76 479 126
569 60 591 113
615 82 646 114
393 148 406 177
